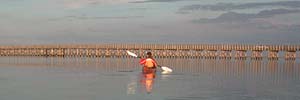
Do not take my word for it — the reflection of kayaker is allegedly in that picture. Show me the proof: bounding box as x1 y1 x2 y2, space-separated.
140 68 156 94
139 52 157 94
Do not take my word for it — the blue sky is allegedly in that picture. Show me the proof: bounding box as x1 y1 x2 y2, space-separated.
1 0 300 44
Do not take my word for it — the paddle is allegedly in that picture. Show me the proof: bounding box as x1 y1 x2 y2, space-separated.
126 50 173 72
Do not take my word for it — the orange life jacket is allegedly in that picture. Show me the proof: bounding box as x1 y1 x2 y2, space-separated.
140 58 157 68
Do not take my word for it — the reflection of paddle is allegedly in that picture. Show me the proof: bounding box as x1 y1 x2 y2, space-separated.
126 50 173 72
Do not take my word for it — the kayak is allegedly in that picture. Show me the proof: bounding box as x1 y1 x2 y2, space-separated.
142 67 156 74
126 50 173 72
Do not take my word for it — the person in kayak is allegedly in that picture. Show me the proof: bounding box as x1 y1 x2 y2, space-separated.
140 52 158 70
139 52 157 94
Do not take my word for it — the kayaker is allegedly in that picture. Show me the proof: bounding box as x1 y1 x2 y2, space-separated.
139 52 158 72
139 52 157 94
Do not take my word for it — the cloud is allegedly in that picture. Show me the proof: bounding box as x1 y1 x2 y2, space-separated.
278 24 300 33
48 15 144 21
195 9 300 23
65 15 145 20
130 0 182 3
186 7 300 44
180 1 300 11
177 1 300 43
62 0 145 9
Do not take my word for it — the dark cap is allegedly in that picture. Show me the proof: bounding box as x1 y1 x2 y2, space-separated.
147 52 152 55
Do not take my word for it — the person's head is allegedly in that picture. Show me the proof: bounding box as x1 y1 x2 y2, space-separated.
146 52 152 58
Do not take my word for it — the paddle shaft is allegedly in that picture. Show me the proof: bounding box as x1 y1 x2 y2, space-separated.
137 56 162 68
126 50 172 72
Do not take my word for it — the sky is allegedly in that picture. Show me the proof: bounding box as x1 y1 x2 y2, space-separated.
1 0 300 44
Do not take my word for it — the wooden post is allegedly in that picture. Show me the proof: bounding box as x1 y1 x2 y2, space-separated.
235 50 247 59
219 50 231 59
268 51 279 60
251 50 263 59
285 51 296 60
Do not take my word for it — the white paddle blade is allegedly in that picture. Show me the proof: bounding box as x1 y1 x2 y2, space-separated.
161 66 173 72
161 70 171 74
126 50 138 58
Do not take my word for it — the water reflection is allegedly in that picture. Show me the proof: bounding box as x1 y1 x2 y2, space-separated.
140 67 156 94
0 57 300 100
158 58 300 80
1 56 299 81
0 56 299 81
127 77 137 95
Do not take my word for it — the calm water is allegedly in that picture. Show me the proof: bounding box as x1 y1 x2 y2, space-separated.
0 57 299 100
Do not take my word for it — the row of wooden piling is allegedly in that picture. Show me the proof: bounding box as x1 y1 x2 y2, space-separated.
0 44 299 59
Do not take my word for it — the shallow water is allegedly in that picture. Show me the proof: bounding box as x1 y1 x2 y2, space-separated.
0 57 299 100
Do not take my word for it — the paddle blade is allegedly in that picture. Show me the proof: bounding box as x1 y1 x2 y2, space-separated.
161 66 173 72
126 50 138 58
161 70 171 74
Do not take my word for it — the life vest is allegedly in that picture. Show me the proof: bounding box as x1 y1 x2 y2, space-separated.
140 58 157 68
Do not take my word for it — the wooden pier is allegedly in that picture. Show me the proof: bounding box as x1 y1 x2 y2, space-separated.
0 44 299 59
